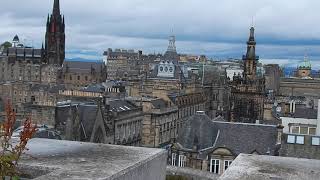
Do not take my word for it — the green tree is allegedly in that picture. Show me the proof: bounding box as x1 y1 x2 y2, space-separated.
0 41 12 49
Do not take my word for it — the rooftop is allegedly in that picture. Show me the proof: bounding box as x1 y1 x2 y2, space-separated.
20 138 167 180
177 113 279 156
220 154 320 180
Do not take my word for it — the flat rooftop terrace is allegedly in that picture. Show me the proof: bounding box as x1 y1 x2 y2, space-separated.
19 138 167 180
220 154 320 180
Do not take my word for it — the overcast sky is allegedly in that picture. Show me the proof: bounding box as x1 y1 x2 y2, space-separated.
1 0 320 68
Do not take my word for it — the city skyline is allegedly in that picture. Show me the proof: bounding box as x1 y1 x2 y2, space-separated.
1 0 320 68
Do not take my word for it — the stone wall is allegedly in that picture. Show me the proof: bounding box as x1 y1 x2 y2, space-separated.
21 139 168 180
166 166 218 180
280 134 320 160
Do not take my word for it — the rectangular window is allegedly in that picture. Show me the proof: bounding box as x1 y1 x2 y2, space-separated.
312 137 320 146
172 153 176 166
178 155 186 167
287 135 295 144
224 160 232 171
296 136 304 144
300 127 308 135
210 159 220 174
309 127 316 135
291 126 299 134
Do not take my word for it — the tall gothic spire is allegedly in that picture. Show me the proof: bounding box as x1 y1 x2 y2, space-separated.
53 0 60 16
45 0 65 66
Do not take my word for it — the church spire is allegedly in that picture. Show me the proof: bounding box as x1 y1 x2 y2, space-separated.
248 26 255 43
53 0 60 16
45 0 65 66
243 26 258 80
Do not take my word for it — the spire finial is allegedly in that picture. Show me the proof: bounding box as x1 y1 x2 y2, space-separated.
251 16 255 28
53 0 60 15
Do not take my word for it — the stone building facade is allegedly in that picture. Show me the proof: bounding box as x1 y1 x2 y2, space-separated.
140 92 206 148
0 0 109 127
62 61 106 89
104 48 159 81
280 133 320 160
56 98 144 146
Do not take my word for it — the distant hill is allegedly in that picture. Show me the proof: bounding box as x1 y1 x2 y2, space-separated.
65 58 103 63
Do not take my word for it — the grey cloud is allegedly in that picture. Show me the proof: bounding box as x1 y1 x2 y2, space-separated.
1 0 320 64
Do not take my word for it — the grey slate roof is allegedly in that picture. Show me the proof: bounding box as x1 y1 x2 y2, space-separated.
30 84 65 93
55 103 99 141
63 61 104 73
2 47 42 58
81 84 105 93
293 108 318 119
177 113 219 150
213 122 278 155
177 113 279 156
109 99 138 113
151 99 167 109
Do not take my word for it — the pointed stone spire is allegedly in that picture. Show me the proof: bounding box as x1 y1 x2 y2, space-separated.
46 14 50 31
53 0 60 16
248 27 255 42
243 26 258 80
47 14 50 24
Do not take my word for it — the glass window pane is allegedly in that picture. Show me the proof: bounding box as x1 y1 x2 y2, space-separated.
215 160 220 174
312 137 320 146
224 160 232 171
292 127 299 134
296 136 304 144
300 127 308 134
287 135 295 143
309 128 316 135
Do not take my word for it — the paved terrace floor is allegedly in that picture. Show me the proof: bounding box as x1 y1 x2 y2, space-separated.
19 138 167 180
220 154 320 180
